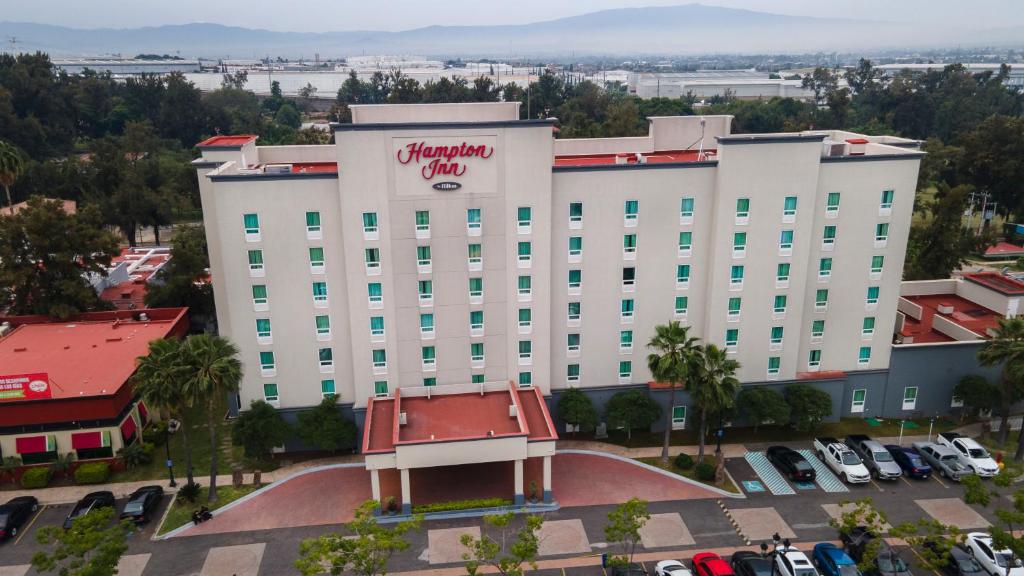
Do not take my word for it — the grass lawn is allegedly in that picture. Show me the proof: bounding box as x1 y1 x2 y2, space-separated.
157 484 258 535
583 417 959 449
636 456 740 494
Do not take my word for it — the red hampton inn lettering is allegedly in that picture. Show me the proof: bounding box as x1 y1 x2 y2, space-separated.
396 141 494 180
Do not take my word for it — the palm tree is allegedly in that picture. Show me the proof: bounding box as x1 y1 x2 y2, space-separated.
691 344 740 464
977 317 1024 455
647 321 702 463
182 334 242 503
0 140 25 211
134 338 196 486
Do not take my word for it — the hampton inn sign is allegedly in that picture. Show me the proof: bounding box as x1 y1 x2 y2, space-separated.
396 141 495 180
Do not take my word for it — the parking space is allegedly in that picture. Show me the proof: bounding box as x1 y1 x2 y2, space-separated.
743 452 796 495
796 450 849 493
915 498 991 529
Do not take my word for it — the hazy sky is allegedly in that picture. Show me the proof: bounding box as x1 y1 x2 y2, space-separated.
5 0 1022 32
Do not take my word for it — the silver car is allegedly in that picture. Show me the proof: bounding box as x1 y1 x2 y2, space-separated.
913 442 974 482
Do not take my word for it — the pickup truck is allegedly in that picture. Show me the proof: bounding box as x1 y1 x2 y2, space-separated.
813 437 871 483
937 432 1000 477
913 441 974 482
845 435 903 480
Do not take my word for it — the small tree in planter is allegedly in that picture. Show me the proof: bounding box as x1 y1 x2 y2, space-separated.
528 480 539 503
604 498 650 570
556 388 598 436
461 512 544 576
384 496 397 515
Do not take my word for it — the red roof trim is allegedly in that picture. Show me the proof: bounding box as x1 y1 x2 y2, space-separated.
196 135 258 148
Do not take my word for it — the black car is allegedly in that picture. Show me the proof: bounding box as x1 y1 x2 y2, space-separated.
923 543 985 576
63 491 115 530
885 445 932 480
120 485 163 524
732 551 774 576
766 446 816 482
841 527 911 576
0 496 39 539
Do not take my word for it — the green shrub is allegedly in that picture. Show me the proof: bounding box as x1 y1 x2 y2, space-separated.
695 462 716 482
142 421 169 445
73 462 110 484
411 498 512 514
20 466 52 489
674 453 694 470
118 442 154 470
178 482 202 504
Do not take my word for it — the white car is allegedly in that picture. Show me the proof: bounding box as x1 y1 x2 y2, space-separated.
814 437 871 483
965 532 1024 576
775 545 820 576
657 560 694 576
938 433 1000 477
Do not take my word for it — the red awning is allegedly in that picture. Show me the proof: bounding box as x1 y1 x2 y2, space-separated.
16 435 46 454
120 415 137 442
71 431 102 450
137 401 149 424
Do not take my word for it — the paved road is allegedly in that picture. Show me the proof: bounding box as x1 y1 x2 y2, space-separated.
0 455 1006 576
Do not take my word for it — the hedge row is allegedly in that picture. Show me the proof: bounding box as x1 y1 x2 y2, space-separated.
411 497 512 514
73 462 111 485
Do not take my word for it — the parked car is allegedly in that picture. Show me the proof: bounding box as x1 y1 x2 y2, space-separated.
840 527 912 576
814 437 871 483
913 442 974 482
657 560 694 576
937 433 1000 477
0 496 39 539
766 446 816 482
694 552 736 576
774 544 820 576
845 435 902 480
119 485 163 524
885 445 932 480
964 533 1024 576
63 491 115 530
922 542 985 576
732 551 774 576
814 543 862 576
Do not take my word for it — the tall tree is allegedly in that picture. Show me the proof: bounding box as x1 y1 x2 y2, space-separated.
295 500 422 576
134 338 196 486
0 197 119 318
231 400 290 461
904 184 984 280
977 317 1024 454
604 390 661 441
0 139 25 209
295 394 358 453
646 321 701 463
690 344 740 464
181 334 242 502
556 387 599 436
736 387 790 433
144 224 214 317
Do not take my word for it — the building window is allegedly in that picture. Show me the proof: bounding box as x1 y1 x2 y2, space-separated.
374 380 389 397
569 236 583 260
518 308 532 330
367 282 383 306
418 280 433 305
851 389 866 413
318 347 334 372
875 223 889 245
671 406 686 430
321 379 336 398
248 249 265 276
259 351 276 373
422 346 436 370
768 356 781 378
468 243 482 269
470 310 484 333
624 199 639 225
567 363 580 383
815 289 828 311
783 196 797 219
420 313 435 337
770 326 784 346
467 208 481 233
880 189 894 211
243 213 260 241
808 349 822 369
902 387 918 410
773 295 787 315
364 248 380 273
779 230 794 254
618 360 632 381
569 202 583 226
676 264 691 288
826 192 841 216
315 315 331 338
870 255 884 276
858 346 871 366
312 281 328 307
263 383 279 403
568 301 581 323
372 349 387 372
416 245 432 270
819 257 832 281
623 234 637 257
567 333 580 354
415 210 430 233
252 284 268 310
776 263 790 286
730 265 744 289
678 231 693 257
470 342 484 364
306 211 321 237
309 247 325 273
423 378 436 387
823 225 836 249
472 374 485 384
725 329 739 350
519 340 532 364
728 297 742 320
862 317 875 338
518 275 532 300
621 299 635 322
733 232 746 258
811 319 825 340
680 197 694 223
620 330 633 352
622 267 636 290
674 296 688 318
517 241 532 267
519 372 533 387
370 316 385 338
866 286 880 307
362 212 378 235
568 269 582 291
736 198 750 222
469 277 483 299
517 206 532 233
255 318 272 341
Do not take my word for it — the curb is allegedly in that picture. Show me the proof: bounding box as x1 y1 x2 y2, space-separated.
556 449 746 499
718 499 752 545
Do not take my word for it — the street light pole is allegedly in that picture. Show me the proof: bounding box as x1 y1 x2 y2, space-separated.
165 433 177 488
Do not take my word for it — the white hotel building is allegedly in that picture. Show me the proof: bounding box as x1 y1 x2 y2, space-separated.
194 102 922 504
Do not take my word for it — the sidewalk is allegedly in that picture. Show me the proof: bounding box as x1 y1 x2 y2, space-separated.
558 439 749 459
0 454 363 505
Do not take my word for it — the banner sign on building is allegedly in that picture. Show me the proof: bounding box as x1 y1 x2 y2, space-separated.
0 373 52 402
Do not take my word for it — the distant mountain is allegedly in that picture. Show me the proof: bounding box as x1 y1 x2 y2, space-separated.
0 4 1008 59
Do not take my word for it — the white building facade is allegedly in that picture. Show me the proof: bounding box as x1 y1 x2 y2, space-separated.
194 102 923 435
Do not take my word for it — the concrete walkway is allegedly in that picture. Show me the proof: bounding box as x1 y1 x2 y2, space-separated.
557 439 749 459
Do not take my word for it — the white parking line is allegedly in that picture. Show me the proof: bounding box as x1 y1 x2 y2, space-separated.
13 505 45 546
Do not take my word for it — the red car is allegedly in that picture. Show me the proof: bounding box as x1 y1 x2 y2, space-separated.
694 553 736 576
